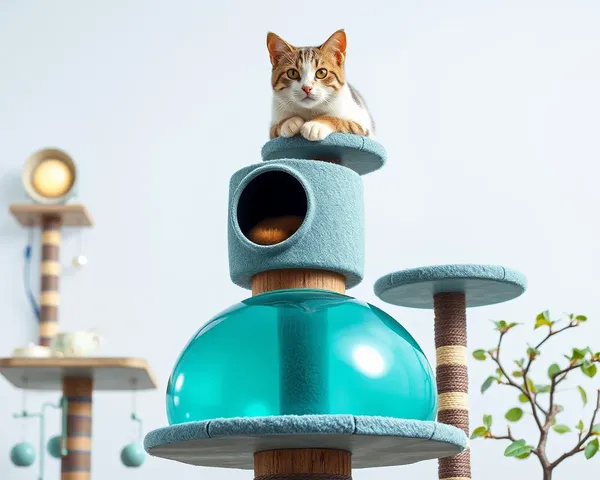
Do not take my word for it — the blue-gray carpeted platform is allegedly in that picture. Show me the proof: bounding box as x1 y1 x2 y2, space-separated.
261 134 386 176
144 414 467 469
374 264 527 309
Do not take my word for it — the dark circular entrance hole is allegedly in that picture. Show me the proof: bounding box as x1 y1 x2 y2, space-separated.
237 170 308 246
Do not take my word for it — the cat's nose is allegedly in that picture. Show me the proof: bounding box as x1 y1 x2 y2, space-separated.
302 85 313 95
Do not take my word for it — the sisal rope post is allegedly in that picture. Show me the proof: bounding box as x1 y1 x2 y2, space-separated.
39 215 61 346
254 449 351 480
434 292 470 480
62 377 93 480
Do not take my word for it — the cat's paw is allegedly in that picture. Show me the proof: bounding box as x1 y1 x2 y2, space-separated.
301 120 334 141
280 116 305 137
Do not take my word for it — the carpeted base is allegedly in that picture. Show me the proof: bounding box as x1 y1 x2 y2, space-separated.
373 264 527 309
261 134 386 176
144 414 467 469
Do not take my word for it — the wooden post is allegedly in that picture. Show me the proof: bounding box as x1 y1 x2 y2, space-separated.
62 377 93 480
252 269 346 296
39 216 61 346
434 293 471 480
254 449 351 480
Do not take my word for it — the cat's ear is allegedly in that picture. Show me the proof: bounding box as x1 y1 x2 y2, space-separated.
267 32 294 66
320 29 346 65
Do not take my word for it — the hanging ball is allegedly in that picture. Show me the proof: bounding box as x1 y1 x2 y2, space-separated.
32 159 73 198
72 254 88 268
120 443 145 467
47 435 62 459
10 442 36 467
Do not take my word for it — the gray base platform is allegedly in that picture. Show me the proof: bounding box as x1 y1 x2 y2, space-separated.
261 134 386 176
144 414 467 469
374 264 527 309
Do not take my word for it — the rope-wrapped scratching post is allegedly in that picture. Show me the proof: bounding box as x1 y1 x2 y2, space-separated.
39 215 61 346
434 293 470 480
62 377 93 480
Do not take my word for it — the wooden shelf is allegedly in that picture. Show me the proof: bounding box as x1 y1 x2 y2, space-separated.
0 357 157 391
9 203 94 227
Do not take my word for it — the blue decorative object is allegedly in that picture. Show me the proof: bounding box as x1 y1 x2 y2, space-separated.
166 289 437 424
261 133 386 176
374 264 528 309
228 160 364 289
121 443 146 467
10 442 36 467
144 414 467 469
46 435 62 459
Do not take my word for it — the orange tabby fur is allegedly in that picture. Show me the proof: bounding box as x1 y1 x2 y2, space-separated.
247 215 304 245
267 29 374 141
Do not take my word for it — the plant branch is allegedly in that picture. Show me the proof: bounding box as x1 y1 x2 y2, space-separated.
551 389 600 468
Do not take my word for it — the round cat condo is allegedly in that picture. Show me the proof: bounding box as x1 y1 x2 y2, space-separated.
21 147 78 204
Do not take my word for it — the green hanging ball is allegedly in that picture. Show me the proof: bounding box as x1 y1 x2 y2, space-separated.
47 435 62 458
10 442 36 467
120 443 145 467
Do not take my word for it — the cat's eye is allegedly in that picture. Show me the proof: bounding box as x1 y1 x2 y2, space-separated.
287 69 300 80
315 68 328 79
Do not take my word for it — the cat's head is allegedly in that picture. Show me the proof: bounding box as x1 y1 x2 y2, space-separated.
267 29 347 109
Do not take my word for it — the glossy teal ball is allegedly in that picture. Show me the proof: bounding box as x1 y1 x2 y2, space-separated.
167 289 437 424
120 443 146 467
46 435 62 459
10 442 36 467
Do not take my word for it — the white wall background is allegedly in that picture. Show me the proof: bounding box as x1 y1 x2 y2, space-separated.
1 1 599 479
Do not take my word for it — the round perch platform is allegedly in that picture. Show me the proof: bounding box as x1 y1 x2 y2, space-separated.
261 133 386 176
374 264 528 480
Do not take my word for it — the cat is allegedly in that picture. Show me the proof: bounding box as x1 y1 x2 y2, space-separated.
267 29 375 142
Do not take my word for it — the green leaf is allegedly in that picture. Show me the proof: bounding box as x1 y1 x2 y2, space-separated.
470 426 488 439
505 408 524 422
515 451 531 460
504 439 532 457
585 438 599 459
512 370 523 377
578 386 588 406
577 420 585 432
494 320 508 331
515 358 525 368
535 384 551 394
575 315 587 322
552 424 571 434
518 393 529 403
581 361 597 378
535 316 552 329
483 414 493 429
527 378 537 393
536 310 550 322
527 346 540 360
548 363 560 379
472 349 487 361
592 424 600 435
481 376 495 394
572 348 591 361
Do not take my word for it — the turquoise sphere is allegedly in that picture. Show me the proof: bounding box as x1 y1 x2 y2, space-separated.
47 435 62 459
120 443 146 467
10 442 35 467
167 289 437 424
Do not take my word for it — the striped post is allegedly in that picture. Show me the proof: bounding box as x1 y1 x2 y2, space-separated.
434 292 470 480
62 377 93 480
40 216 61 346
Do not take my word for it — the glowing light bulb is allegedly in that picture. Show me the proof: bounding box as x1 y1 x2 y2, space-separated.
32 159 73 197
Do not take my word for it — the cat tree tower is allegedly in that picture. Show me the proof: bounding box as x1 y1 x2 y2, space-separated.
142 134 527 480
0 147 158 479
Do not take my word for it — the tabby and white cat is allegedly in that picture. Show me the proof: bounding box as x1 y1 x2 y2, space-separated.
267 29 375 141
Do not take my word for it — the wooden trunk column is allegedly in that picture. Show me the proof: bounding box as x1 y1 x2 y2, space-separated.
434 293 471 480
39 216 61 346
252 269 346 296
255 449 351 480
62 377 93 480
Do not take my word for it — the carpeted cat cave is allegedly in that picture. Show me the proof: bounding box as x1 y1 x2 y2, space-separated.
144 133 527 480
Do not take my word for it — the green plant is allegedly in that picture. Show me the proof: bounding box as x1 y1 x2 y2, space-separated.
471 311 600 480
